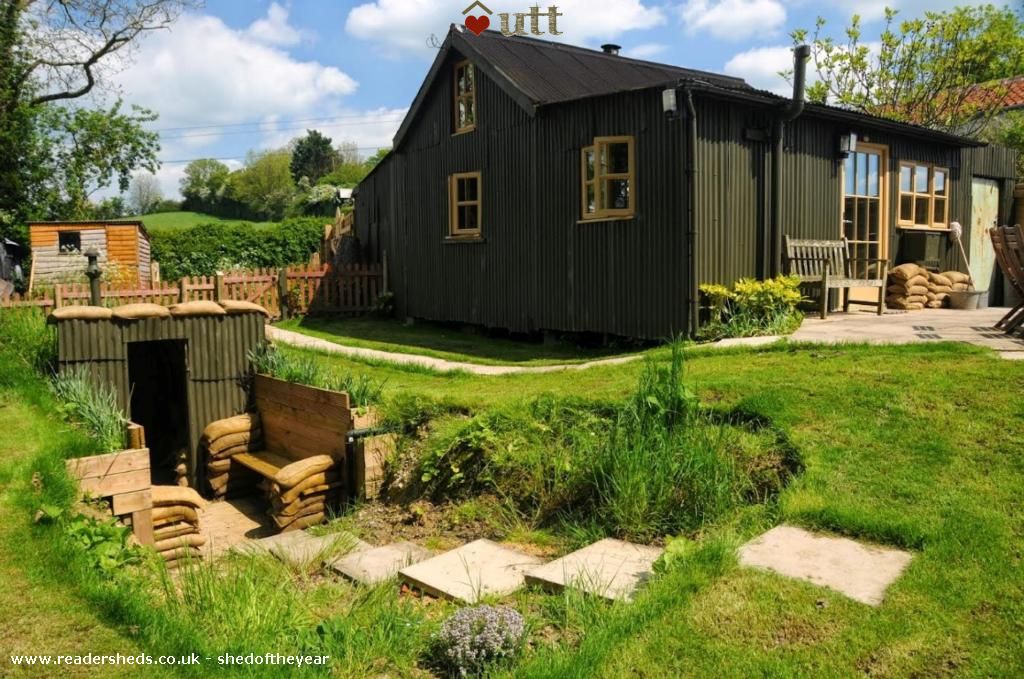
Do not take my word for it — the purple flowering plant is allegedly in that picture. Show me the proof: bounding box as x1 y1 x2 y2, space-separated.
431 605 526 677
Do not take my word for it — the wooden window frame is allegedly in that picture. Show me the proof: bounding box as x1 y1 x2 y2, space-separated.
580 136 636 221
453 60 477 135
897 162 950 230
58 230 82 255
449 172 482 238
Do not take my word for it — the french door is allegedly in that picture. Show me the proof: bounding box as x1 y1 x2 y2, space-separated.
842 144 889 301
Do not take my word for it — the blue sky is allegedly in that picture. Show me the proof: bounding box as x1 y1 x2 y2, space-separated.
107 0 993 198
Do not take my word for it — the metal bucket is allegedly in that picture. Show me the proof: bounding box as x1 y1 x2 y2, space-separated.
948 290 988 310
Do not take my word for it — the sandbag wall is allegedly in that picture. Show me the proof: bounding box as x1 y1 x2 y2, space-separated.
151 486 206 566
202 413 264 499
886 263 972 310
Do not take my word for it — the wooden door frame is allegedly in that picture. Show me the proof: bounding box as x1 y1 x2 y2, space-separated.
840 142 890 305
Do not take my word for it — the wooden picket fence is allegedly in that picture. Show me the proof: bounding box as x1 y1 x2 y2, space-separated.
0 263 384 319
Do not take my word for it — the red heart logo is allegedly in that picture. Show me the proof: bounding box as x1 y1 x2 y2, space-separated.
464 15 490 36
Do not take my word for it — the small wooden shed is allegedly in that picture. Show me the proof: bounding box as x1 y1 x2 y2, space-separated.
49 303 267 489
29 220 152 289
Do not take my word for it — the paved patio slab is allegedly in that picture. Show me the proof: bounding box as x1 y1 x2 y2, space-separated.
790 307 1024 358
738 525 913 606
525 538 664 602
329 541 433 585
233 530 366 566
399 539 543 603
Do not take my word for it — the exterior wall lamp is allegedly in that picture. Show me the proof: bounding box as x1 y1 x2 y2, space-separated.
838 131 858 159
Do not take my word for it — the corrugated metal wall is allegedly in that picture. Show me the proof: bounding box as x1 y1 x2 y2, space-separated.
55 313 265 486
361 48 690 339
695 97 1017 285
357 58 1017 338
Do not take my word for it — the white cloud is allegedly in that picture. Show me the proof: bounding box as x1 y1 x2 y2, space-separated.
246 2 306 46
112 13 357 137
625 43 669 60
679 0 786 41
723 46 795 94
345 0 665 56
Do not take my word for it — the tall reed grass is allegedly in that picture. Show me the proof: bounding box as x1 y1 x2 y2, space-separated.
250 344 385 407
50 369 127 453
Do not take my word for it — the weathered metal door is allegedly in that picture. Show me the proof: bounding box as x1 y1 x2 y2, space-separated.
842 144 889 303
970 178 999 300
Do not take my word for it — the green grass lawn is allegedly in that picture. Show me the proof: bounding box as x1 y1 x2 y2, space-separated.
0 391 170 678
278 316 646 366
131 211 278 233
4 314 1024 677
282 340 1024 678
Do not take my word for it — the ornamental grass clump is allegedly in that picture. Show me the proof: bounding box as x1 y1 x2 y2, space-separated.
432 605 526 677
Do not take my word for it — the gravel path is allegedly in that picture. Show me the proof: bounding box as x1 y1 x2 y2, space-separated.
266 326 643 375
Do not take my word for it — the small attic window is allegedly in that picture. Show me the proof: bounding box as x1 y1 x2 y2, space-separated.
454 60 477 134
58 231 82 255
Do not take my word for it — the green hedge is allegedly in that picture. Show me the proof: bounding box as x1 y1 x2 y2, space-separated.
150 217 323 280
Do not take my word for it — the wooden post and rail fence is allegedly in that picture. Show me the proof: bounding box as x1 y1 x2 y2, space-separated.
1 262 385 319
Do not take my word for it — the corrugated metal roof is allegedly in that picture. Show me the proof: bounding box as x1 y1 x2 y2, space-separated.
461 28 747 106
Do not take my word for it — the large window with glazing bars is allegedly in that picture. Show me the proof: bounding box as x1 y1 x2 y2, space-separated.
453 60 477 134
581 136 635 220
898 163 949 229
449 172 482 237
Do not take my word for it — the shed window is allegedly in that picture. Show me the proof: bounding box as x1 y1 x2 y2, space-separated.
449 172 482 237
454 60 477 134
581 136 635 220
898 163 948 229
58 231 82 255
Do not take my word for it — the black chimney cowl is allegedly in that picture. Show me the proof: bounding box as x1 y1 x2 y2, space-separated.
601 43 621 56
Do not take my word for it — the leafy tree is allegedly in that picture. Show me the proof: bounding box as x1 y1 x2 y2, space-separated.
0 0 192 241
180 158 231 213
232 149 295 220
793 5 1024 136
94 196 128 219
983 111 1024 176
290 130 337 183
336 140 361 165
129 173 163 214
39 102 159 217
365 147 391 169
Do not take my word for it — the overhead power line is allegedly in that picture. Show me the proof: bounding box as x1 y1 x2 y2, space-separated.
159 146 388 165
151 111 408 134
159 115 405 141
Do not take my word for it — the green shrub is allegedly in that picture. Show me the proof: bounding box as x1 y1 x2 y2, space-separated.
697 275 804 341
50 369 127 452
0 307 56 379
249 344 385 407
150 217 323 280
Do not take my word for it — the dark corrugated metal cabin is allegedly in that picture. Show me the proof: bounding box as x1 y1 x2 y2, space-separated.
51 310 266 488
355 26 1019 340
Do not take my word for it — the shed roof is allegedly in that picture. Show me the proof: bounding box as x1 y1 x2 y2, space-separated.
391 25 984 151
28 220 151 241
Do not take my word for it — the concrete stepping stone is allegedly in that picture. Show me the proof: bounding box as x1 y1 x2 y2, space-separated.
329 541 433 586
399 539 543 603
738 525 913 606
235 530 367 568
525 538 664 602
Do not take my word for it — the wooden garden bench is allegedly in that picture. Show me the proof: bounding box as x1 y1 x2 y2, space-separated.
784 236 887 319
208 375 353 530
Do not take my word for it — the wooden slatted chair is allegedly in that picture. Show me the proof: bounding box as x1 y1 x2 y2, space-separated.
992 225 1024 334
784 236 888 319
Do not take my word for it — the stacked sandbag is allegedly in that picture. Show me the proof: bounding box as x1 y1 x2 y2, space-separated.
886 263 929 311
265 455 339 532
201 413 264 498
151 486 206 566
942 271 972 292
925 272 955 309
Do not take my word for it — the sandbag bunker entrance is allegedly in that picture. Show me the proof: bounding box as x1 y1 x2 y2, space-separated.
50 301 268 488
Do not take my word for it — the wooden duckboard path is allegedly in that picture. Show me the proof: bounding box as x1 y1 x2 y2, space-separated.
200 496 278 557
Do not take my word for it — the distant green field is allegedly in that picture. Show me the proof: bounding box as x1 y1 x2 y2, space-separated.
131 211 278 232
